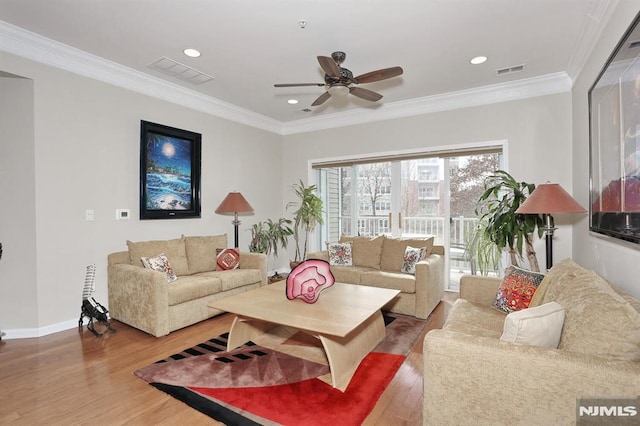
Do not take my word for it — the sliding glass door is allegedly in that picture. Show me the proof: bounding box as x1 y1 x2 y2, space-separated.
315 150 502 290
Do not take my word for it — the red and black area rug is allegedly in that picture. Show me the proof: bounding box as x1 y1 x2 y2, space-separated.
134 313 427 425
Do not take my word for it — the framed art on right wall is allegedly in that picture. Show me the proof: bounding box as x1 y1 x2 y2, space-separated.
589 11 640 244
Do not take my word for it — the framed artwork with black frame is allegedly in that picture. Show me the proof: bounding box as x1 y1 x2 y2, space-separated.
139 120 202 220
589 11 640 244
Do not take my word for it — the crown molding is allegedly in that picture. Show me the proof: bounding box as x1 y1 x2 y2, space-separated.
0 20 283 134
282 72 572 135
0 19 573 137
565 0 619 80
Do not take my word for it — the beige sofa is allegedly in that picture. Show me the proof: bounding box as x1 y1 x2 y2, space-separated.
423 259 640 425
307 235 444 319
107 234 267 337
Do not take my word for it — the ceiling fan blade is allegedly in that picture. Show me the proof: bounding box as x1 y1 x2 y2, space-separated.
317 56 341 78
274 83 324 87
311 91 331 106
349 87 383 102
354 66 403 84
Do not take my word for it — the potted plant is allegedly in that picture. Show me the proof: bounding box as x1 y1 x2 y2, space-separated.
287 179 324 267
465 218 502 275
249 217 293 280
473 170 544 272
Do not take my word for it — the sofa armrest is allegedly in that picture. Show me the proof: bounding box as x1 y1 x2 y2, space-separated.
238 251 268 286
306 250 329 262
414 253 445 319
107 263 170 337
423 329 640 425
459 275 501 305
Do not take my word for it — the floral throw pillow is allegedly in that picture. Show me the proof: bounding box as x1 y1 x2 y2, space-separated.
141 253 177 283
492 265 545 313
401 246 426 275
328 242 353 266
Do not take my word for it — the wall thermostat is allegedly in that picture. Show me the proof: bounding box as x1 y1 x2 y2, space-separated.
116 209 130 220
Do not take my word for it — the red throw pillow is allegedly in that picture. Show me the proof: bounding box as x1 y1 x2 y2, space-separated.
492 265 545 313
216 248 240 271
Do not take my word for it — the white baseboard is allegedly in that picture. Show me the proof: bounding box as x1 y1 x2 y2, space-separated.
2 317 97 339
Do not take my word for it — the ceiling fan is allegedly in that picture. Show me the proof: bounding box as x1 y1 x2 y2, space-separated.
274 51 403 106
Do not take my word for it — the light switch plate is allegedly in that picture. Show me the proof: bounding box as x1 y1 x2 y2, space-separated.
85 209 95 221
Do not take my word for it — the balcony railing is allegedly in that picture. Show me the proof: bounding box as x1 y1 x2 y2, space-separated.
338 215 479 245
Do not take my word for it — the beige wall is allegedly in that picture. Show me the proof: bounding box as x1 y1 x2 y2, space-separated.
0 75 37 327
282 93 574 272
0 53 283 334
572 0 640 297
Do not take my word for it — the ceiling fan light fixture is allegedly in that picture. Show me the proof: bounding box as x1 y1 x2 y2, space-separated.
470 55 488 65
327 84 349 97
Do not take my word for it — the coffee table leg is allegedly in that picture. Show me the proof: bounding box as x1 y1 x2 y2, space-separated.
319 310 386 392
226 315 276 350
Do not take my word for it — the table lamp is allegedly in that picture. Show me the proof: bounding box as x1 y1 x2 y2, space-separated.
215 192 254 248
515 183 586 271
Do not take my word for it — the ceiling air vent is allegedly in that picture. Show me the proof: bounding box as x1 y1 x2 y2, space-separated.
148 57 214 85
629 40 640 49
496 64 525 76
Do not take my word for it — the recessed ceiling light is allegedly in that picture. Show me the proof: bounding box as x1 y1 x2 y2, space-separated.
470 56 488 65
183 48 201 58
288 99 299 104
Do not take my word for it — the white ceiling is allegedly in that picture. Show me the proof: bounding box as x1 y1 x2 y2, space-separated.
0 0 618 130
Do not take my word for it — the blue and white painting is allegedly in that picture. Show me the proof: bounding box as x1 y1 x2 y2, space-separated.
145 134 193 210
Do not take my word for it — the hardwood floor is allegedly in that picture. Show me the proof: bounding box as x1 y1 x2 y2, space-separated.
0 293 456 425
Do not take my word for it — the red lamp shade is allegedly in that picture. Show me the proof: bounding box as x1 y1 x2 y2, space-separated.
215 192 254 215
515 183 586 215
215 192 254 249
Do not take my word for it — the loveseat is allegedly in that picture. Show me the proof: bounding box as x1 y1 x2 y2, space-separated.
307 235 444 319
107 234 267 337
423 259 640 425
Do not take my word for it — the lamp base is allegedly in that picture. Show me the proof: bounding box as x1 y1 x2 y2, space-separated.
542 214 556 271
232 215 240 249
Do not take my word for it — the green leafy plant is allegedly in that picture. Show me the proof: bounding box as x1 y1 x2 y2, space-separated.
249 218 293 278
287 180 324 263
466 218 502 275
474 170 544 272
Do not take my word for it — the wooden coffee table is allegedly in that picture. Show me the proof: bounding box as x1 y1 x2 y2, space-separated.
209 281 400 391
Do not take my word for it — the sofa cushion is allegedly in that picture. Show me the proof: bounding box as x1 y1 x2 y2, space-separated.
540 258 640 361
500 301 565 348
492 265 545 313
196 269 262 291
339 235 384 269
141 253 177 283
127 237 189 276
328 241 353 266
443 299 506 339
183 234 227 274
168 275 222 306
360 271 417 294
380 236 434 272
329 265 375 284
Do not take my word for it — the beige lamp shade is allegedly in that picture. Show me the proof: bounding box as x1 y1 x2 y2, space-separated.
515 183 586 214
215 192 254 215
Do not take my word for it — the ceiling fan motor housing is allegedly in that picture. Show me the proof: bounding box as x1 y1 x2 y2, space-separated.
325 67 354 84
